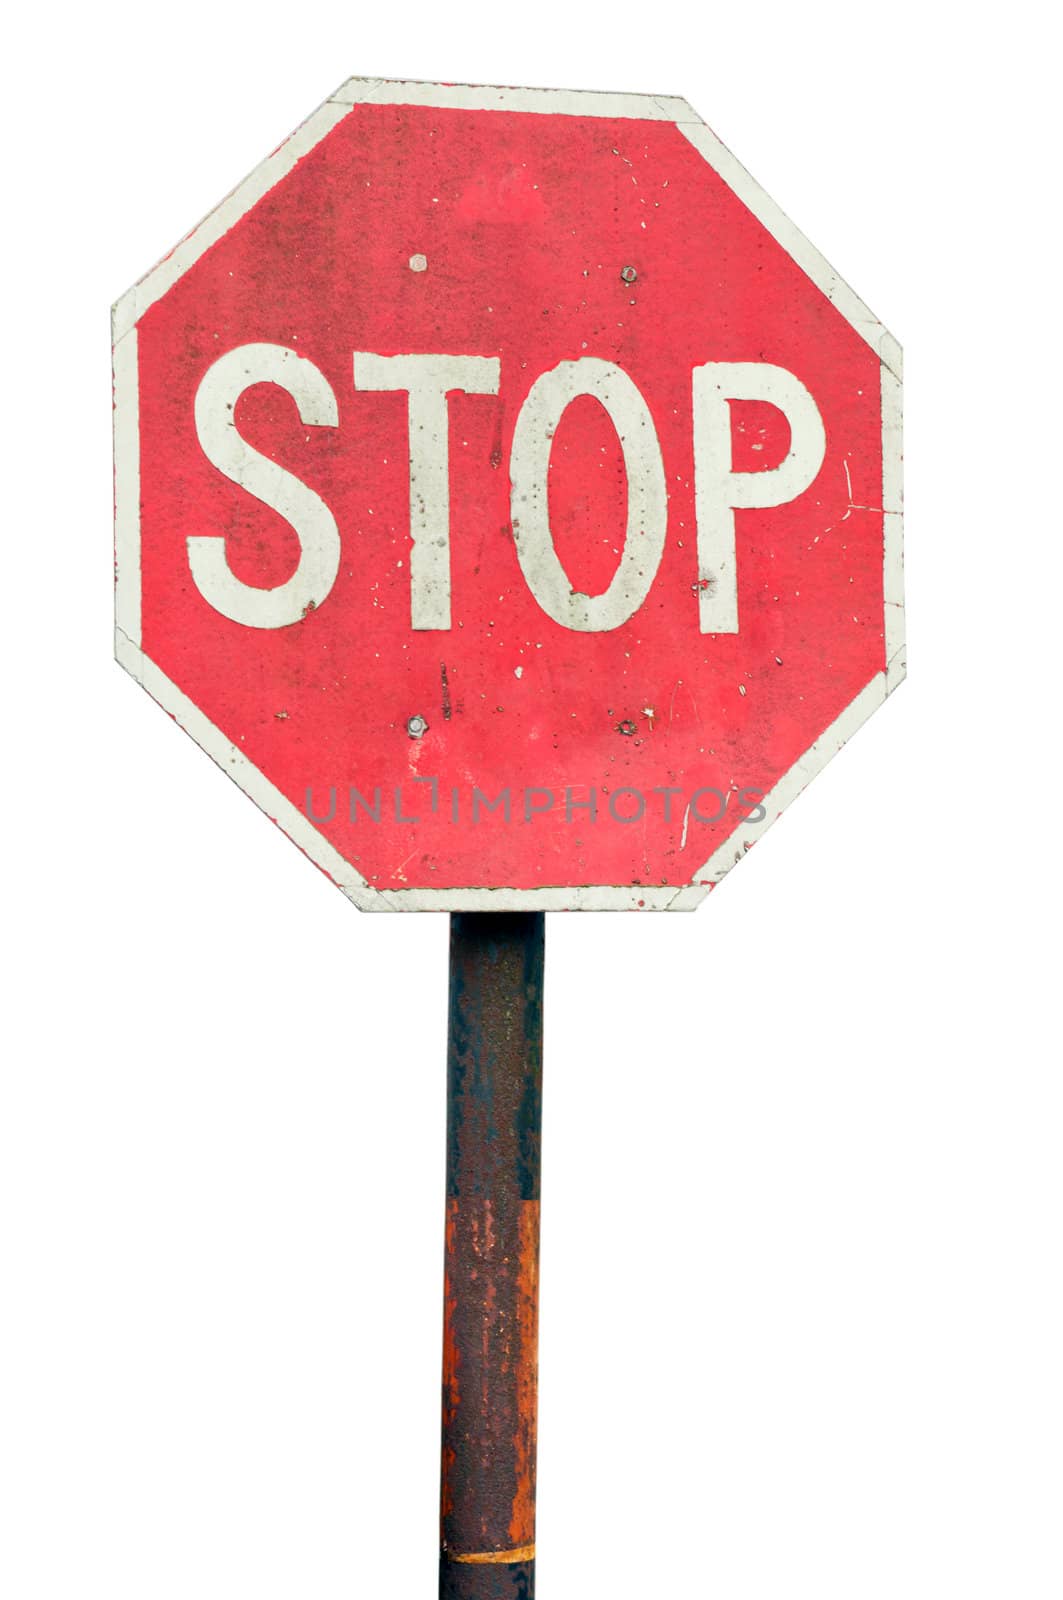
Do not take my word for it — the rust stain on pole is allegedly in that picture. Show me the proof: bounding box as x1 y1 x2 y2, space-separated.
441 912 545 1600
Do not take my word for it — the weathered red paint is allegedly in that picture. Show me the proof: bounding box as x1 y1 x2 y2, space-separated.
126 96 891 900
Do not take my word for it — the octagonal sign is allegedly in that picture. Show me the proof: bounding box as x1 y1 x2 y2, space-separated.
113 77 904 911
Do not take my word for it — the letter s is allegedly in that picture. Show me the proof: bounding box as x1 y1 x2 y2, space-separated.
188 343 340 628
736 786 767 824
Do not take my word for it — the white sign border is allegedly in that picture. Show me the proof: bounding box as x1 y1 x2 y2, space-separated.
113 76 904 914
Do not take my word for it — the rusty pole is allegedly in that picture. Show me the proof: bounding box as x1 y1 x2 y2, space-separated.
440 912 545 1600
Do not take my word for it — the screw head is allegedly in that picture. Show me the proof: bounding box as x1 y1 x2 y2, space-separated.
620 265 637 284
617 718 637 736
407 714 428 738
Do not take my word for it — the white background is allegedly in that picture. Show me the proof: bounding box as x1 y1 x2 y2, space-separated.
2 6 1060 1598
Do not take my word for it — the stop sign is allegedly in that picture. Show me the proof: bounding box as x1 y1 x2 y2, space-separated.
113 77 903 912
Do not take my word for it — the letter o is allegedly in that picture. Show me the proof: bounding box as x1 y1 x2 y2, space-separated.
509 358 668 632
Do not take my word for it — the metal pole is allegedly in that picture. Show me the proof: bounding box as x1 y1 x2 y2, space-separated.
440 912 545 1600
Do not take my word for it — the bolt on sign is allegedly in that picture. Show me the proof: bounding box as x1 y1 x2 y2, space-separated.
113 77 903 1597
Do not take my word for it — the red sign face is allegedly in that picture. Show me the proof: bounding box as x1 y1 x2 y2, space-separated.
114 80 903 911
